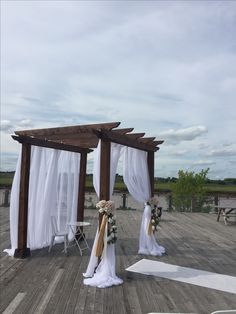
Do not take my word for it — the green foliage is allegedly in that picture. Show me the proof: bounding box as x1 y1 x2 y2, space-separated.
1 171 236 194
172 168 209 212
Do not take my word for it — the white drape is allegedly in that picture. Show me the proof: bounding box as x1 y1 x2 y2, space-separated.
4 148 22 256
83 140 123 288
93 141 123 198
123 147 151 203
85 142 165 283
138 204 165 256
4 146 80 256
122 147 165 256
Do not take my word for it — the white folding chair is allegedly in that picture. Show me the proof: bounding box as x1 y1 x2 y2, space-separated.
48 216 68 254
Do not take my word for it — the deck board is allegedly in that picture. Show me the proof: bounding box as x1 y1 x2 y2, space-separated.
0 206 236 314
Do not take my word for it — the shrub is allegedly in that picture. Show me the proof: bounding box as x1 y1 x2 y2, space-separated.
172 168 209 212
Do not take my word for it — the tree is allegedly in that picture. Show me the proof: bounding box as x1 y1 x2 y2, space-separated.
172 168 209 212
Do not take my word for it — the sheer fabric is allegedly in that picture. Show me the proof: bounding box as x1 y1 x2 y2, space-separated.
4 146 80 256
93 141 123 197
83 221 123 288
122 147 165 256
83 140 123 288
4 148 22 256
123 147 151 203
138 204 165 256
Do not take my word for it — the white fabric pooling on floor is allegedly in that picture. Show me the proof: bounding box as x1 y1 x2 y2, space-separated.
126 259 236 294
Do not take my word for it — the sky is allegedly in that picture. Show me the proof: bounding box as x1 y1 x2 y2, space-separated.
1 0 236 179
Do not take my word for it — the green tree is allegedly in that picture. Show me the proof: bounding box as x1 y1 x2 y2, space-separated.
172 168 209 212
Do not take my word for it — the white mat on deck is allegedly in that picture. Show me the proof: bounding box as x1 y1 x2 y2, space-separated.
126 259 236 294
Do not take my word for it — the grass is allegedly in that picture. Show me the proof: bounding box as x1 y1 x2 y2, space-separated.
1 172 236 194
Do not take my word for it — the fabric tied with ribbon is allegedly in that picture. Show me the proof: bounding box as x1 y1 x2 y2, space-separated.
147 218 153 236
95 214 108 257
138 203 166 256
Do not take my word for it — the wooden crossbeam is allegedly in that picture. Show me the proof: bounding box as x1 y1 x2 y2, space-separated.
12 135 92 154
125 133 145 140
152 140 164 146
36 131 96 141
94 130 158 152
54 137 99 148
15 122 121 137
112 128 134 135
139 137 156 143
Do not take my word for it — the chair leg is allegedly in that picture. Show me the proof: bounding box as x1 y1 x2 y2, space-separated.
64 235 68 254
48 235 55 252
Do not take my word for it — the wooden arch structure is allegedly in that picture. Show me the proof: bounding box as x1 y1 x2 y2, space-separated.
12 122 164 258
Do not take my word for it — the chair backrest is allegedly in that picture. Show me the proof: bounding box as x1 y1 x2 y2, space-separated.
51 215 68 234
51 216 58 234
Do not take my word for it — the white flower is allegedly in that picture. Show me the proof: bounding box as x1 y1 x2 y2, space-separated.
149 196 159 206
96 200 107 209
107 235 112 242
106 200 115 210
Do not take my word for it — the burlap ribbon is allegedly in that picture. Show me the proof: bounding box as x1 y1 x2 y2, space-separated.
95 214 108 257
147 218 153 236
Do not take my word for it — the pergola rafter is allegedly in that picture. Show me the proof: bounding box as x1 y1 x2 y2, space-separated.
12 122 164 258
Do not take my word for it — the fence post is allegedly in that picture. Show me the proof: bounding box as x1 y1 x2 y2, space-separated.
168 194 172 211
122 193 127 209
4 189 10 207
214 195 219 213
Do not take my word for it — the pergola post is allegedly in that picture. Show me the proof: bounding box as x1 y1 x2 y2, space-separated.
147 151 155 197
77 152 87 222
99 139 111 229
14 143 31 258
76 152 87 238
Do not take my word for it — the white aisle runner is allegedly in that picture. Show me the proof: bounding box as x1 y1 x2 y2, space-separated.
126 259 236 294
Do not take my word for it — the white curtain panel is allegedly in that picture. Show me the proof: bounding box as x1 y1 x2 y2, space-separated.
122 147 165 256
138 204 165 256
4 147 22 256
4 146 80 256
84 221 123 288
83 140 123 288
92 140 101 197
122 147 151 203
93 140 123 198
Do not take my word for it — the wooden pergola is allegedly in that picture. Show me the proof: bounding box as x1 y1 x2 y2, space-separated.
12 122 164 258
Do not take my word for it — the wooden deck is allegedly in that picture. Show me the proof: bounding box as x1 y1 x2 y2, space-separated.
0 206 236 314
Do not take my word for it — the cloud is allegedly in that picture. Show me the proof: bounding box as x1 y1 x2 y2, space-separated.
159 126 208 143
1 120 14 132
17 119 33 129
1 1 236 179
1 119 34 133
206 148 236 157
0 152 19 171
193 160 216 166
172 150 188 156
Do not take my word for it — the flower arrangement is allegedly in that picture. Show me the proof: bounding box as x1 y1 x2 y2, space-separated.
96 200 117 244
147 196 161 233
151 207 160 232
148 196 159 207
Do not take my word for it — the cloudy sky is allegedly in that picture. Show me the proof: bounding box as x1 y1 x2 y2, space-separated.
1 0 236 179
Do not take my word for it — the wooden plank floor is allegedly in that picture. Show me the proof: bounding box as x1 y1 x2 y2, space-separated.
0 206 236 314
